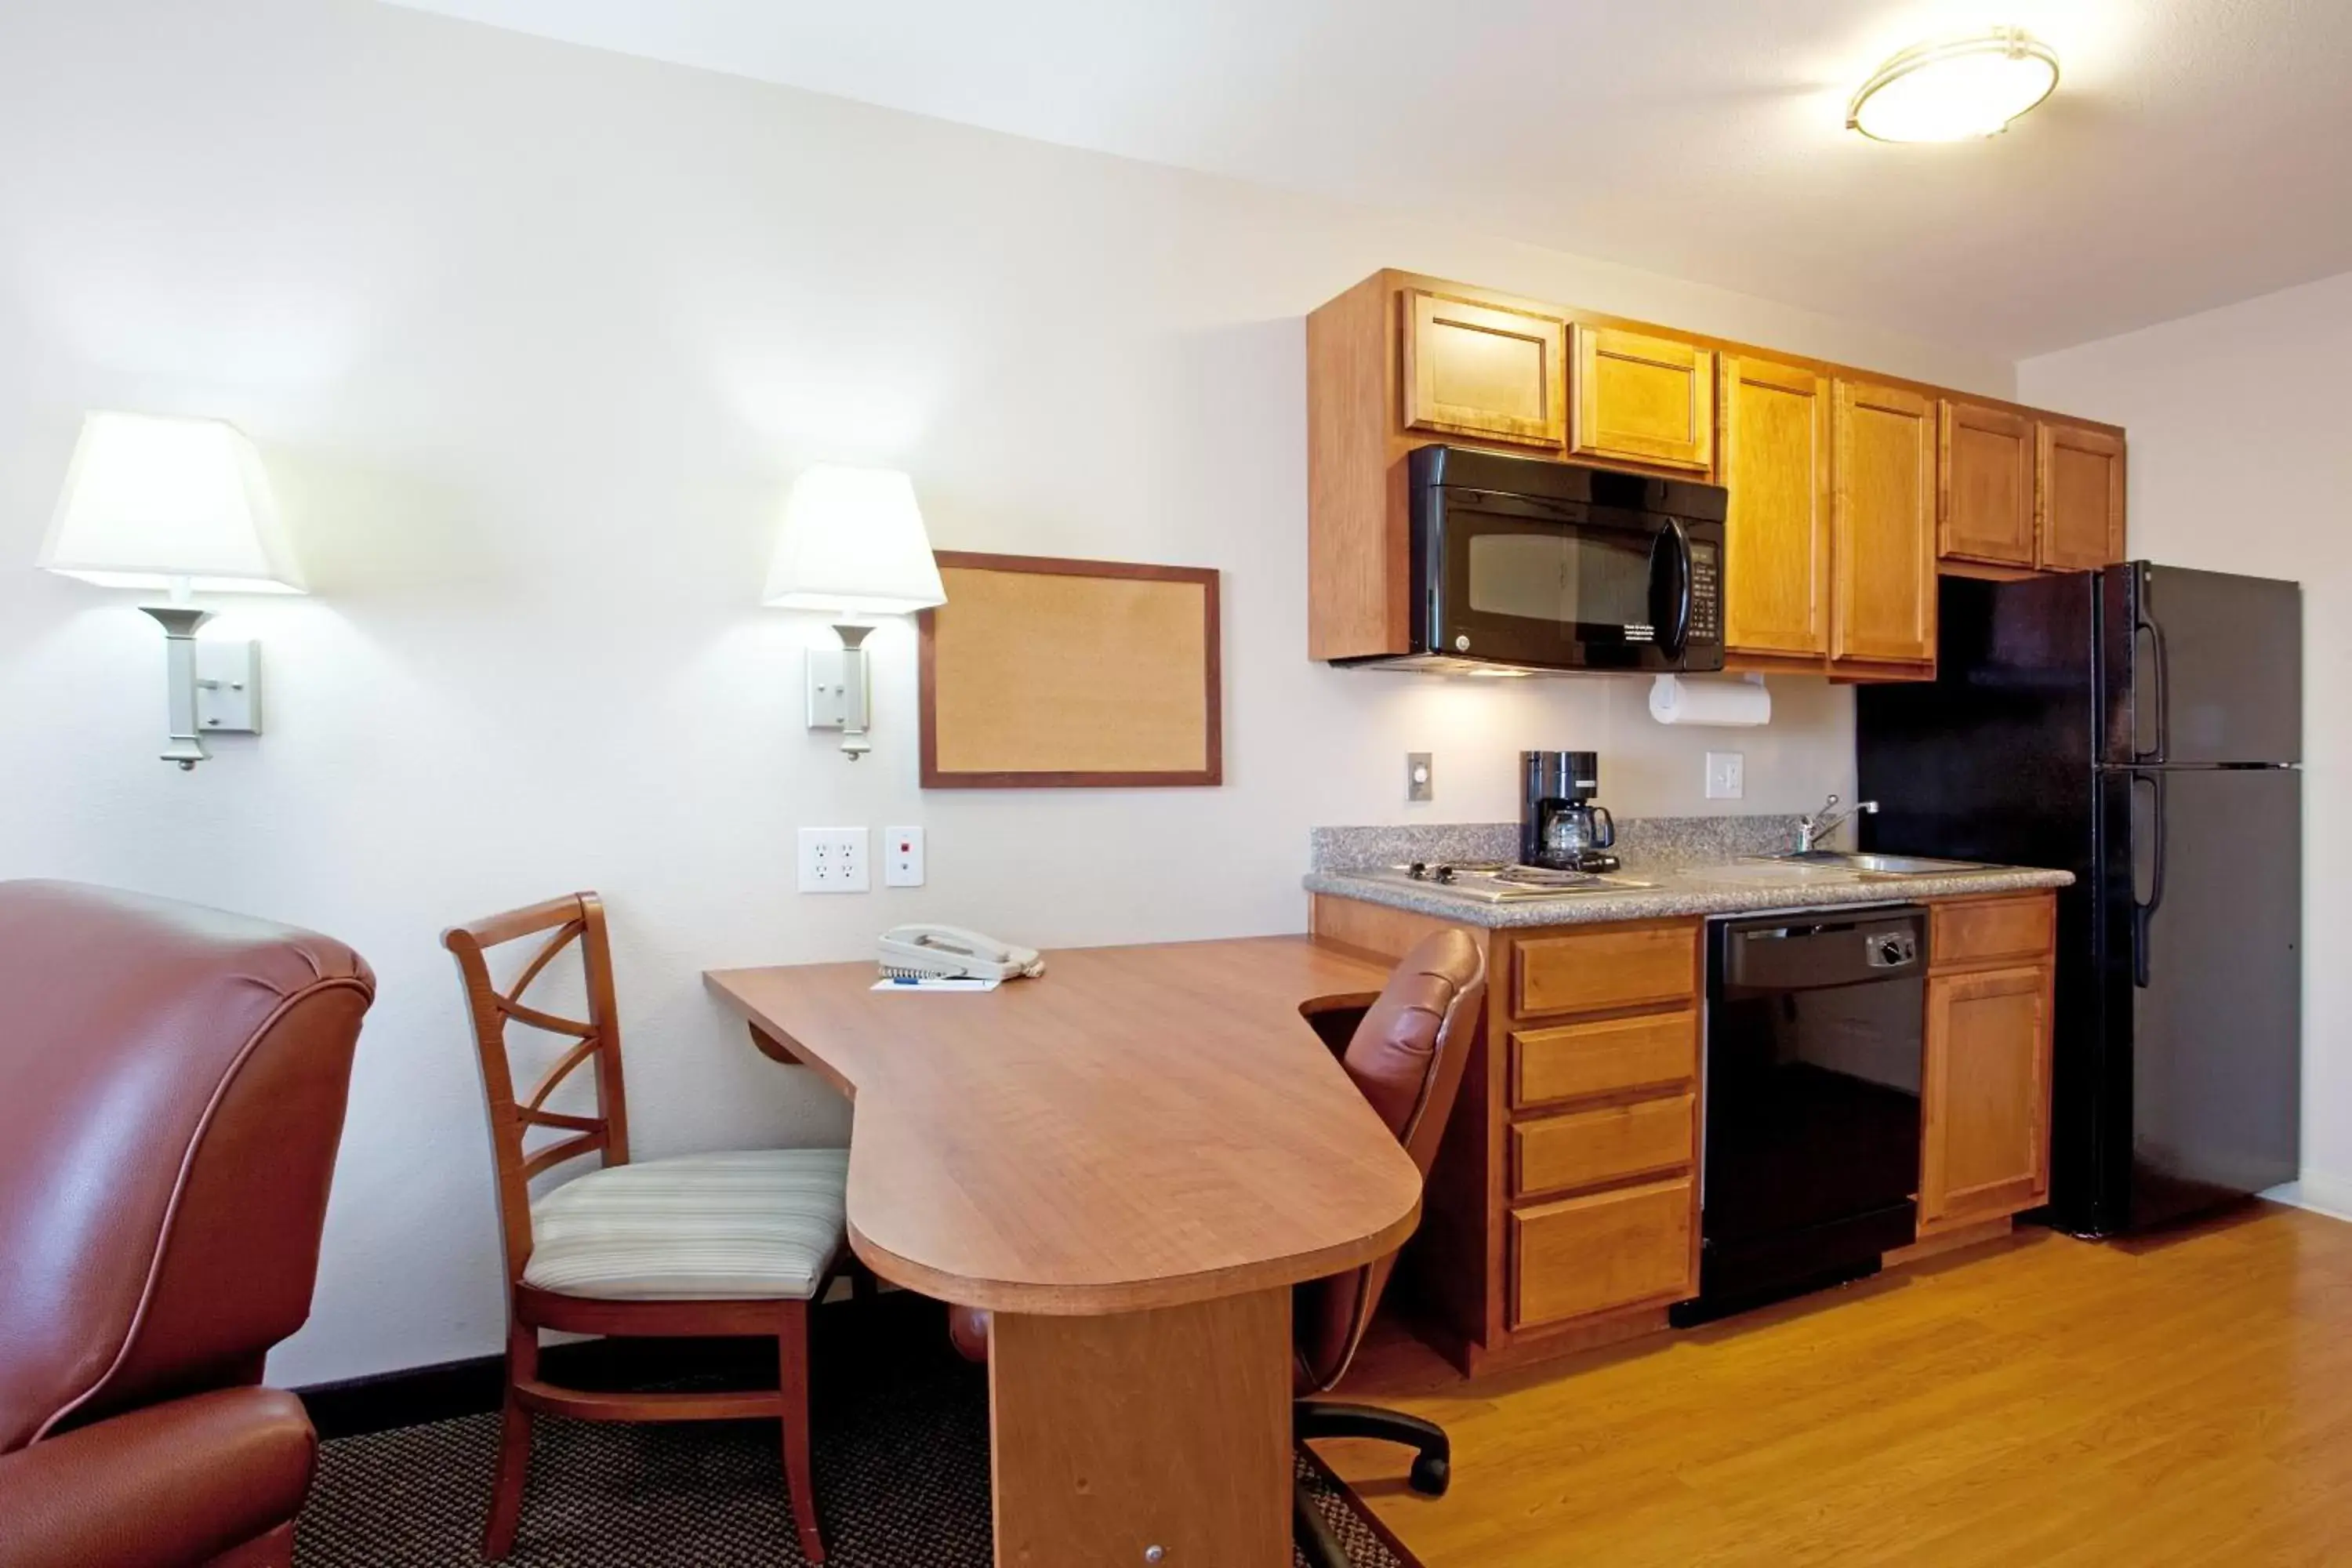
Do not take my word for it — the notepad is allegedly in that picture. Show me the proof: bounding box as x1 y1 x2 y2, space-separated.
871 975 1002 993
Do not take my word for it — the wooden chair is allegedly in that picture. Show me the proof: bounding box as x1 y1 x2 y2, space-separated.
445 892 847 1563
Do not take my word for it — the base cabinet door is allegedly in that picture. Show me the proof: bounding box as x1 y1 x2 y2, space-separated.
1510 1177 1696 1328
1831 379 1938 668
1921 965 2053 1232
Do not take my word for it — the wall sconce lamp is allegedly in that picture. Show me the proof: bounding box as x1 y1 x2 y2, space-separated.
36 412 305 769
762 465 946 760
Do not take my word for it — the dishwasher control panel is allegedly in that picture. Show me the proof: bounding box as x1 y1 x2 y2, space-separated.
1866 929 1919 969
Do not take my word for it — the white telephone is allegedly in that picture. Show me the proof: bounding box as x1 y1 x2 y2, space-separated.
878 924 1045 983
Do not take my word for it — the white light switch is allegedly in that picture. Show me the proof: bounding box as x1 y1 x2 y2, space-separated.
1705 751 1745 800
797 827 870 893
884 826 925 887
194 641 261 735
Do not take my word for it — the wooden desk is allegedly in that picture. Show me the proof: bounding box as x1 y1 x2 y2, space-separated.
705 936 1421 1567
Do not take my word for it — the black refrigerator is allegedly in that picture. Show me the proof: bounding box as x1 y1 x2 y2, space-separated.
1857 564 2301 1237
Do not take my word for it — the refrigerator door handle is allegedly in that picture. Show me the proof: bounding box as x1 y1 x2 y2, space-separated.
2132 770 2168 989
2133 612 2172 764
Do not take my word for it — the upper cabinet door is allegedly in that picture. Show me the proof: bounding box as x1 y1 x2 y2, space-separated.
2038 421 2127 571
1831 380 1938 666
1719 356 1830 658
1570 325 1715 472
1939 401 2035 567
1402 291 1567 448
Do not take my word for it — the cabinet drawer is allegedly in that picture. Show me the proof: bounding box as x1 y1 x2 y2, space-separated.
1933 895 2054 971
1512 1011 1697 1107
1513 923 1697 1018
1512 1094 1694 1198
1511 1177 1695 1329
1403 291 1567 448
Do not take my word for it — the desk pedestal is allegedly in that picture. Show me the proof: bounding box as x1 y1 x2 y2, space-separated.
988 1288 1291 1567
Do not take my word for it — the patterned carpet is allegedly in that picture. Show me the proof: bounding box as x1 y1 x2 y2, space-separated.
297 1305 1421 1567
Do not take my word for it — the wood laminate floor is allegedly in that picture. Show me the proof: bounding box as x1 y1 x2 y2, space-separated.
1320 1203 2352 1566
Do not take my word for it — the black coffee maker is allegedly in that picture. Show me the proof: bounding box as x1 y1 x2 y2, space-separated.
1521 750 1618 873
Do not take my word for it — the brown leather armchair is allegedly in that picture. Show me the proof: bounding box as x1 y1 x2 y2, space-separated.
0 880 376 1568
1290 928 1484 1567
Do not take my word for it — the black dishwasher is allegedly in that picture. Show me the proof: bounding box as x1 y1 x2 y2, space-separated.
1671 906 1927 1327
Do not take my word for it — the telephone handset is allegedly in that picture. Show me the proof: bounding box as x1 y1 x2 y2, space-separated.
878 924 1044 982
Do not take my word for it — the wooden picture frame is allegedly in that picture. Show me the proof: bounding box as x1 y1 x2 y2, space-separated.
918 552 1223 789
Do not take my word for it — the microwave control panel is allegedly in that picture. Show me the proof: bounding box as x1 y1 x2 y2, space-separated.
1690 540 1722 643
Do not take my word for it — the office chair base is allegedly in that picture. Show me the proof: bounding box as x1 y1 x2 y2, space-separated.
1294 1399 1451 1496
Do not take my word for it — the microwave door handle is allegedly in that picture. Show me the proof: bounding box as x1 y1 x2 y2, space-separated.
1661 517 1694 657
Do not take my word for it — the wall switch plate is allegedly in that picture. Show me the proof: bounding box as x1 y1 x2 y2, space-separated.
194 641 261 735
1705 750 1745 800
1406 751 1434 803
797 827 870 892
884 826 925 887
805 648 851 728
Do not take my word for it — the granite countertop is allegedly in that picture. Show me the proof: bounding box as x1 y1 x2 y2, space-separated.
1303 817 2073 929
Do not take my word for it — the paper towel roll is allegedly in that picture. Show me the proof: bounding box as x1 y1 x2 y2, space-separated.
1650 673 1772 728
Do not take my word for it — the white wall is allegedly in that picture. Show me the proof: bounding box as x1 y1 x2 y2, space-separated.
0 0 2016 1385
2020 267 2352 1215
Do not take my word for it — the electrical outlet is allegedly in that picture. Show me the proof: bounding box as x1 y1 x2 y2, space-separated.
797 827 870 893
884 826 925 887
1406 752 1434 803
1705 751 1745 800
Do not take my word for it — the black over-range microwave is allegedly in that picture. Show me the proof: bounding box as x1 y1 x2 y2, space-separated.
1341 445 1728 675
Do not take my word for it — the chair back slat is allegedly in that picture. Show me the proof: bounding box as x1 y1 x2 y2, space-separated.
444 892 631 1287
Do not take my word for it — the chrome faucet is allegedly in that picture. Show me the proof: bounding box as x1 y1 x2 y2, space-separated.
1796 793 1878 854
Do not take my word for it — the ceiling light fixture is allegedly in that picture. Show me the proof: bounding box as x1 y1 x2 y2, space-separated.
1847 27 2060 143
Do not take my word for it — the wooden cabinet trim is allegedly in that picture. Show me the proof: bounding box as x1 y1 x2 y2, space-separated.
1570 324 1715 472
1939 399 2037 568
1402 290 1567 449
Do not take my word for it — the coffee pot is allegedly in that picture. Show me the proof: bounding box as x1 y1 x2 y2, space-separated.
1521 750 1619 873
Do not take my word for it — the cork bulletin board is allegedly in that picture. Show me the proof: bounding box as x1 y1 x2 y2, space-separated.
918 552 1223 788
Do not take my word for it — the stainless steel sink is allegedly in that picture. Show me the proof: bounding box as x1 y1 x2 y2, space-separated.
1751 851 1989 877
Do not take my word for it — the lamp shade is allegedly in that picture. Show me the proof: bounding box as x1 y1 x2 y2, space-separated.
38 412 305 593
762 465 946 616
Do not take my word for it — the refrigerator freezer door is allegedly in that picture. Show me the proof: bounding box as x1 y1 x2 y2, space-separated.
2103 565 2303 766
2103 764 2301 1230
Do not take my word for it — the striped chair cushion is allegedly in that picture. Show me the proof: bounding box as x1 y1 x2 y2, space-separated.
523 1148 849 1302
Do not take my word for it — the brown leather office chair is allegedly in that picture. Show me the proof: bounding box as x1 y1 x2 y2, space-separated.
0 880 376 1568
446 894 849 1564
1291 927 1485 1566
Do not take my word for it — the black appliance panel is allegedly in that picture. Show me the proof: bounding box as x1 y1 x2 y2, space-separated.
2103 765 2302 1226
1687 909 1926 1319
2103 564 2303 767
1403 445 1726 673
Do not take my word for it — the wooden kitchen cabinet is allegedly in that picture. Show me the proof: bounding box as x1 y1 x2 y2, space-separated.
1918 891 2058 1239
1305 269 2124 668
1921 965 2053 1232
1402 290 1567 449
1719 355 1831 658
2038 419 2128 571
1940 400 2037 568
1831 379 1938 670
1570 324 1715 472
